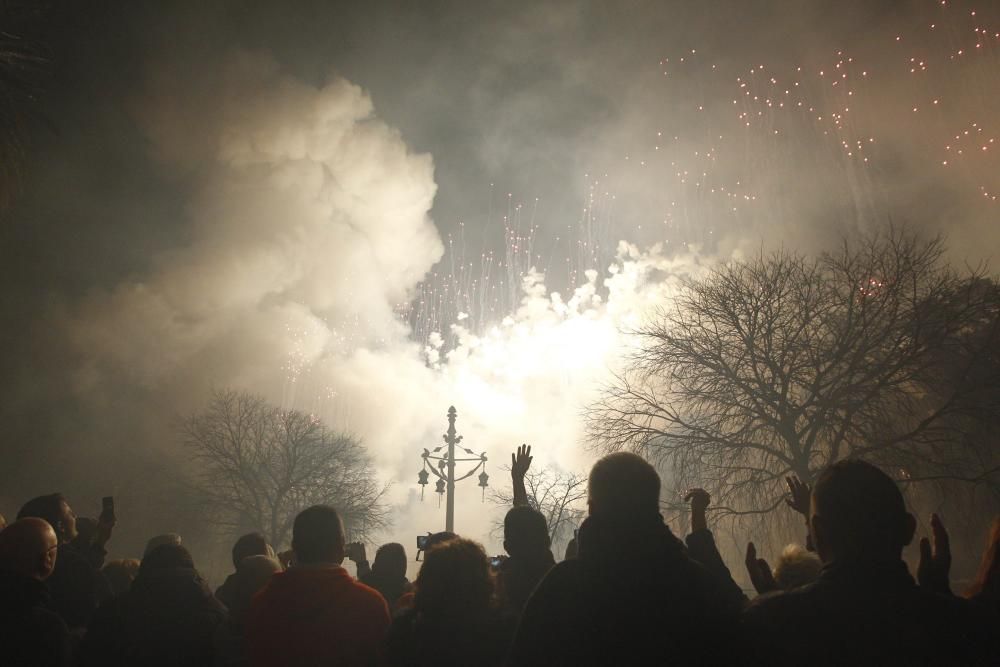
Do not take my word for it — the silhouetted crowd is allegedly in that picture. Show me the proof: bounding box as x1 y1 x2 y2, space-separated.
2 448 999 666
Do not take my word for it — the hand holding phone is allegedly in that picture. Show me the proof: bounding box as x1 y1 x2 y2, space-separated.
101 496 115 522
345 542 366 563
95 496 116 547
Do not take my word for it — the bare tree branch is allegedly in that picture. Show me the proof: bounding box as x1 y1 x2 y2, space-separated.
183 389 390 547
588 226 1000 522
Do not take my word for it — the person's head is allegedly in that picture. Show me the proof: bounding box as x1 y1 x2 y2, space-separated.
102 558 141 595
414 537 493 618
0 518 59 580
17 494 76 543
810 459 915 564
143 533 182 559
772 544 823 590
292 505 345 565
503 506 550 557
227 555 282 618
372 542 407 580
587 452 661 521
967 516 1000 599
424 531 456 551
0 513 7 531
139 543 195 576
232 532 273 570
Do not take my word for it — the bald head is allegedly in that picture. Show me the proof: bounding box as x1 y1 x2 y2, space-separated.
0 518 59 580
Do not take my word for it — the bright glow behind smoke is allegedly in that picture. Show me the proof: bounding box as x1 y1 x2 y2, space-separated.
62 53 712 555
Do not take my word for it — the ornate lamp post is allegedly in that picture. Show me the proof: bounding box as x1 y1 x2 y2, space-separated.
416 406 489 533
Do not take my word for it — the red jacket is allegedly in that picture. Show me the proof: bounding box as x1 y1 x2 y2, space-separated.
246 564 390 667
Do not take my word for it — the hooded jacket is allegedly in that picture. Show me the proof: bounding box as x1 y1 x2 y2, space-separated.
80 566 227 667
246 564 390 667
0 569 73 667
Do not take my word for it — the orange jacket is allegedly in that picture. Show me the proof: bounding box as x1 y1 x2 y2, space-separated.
246 565 389 667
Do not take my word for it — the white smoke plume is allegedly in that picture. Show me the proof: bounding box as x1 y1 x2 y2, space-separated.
56 50 718 571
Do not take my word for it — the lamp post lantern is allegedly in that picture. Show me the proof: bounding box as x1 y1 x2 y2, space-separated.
416 406 488 533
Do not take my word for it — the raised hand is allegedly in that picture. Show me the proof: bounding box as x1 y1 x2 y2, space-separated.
784 475 811 517
745 541 778 595
684 488 711 533
511 444 532 507
95 504 116 548
684 488 711 514
917 513 952 595
511 444 533 480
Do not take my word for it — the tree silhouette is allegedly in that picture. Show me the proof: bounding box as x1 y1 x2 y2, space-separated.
183 389 389 546
588 227 1000 518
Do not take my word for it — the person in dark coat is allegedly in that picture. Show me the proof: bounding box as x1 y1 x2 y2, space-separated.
508 452 741 666
102 558 141 596
213 555 281 667
495 506 555 614
0 518 73 667
80 543 227 667
215 532 273 610
742 459 997 666
17 493 114 631
387 537 517 667
350 542 413 612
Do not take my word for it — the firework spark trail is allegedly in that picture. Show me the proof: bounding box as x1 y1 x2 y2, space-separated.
283 0 1000 479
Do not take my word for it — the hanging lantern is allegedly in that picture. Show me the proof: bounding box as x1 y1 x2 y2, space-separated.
435 478 446 507
478 469 489 501
417 469 429 500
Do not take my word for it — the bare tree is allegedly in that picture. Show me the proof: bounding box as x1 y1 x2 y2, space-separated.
183 389 389 546
493 464 588 551
588 227 1000 518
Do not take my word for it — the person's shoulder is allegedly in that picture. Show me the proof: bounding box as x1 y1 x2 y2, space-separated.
349 577 391 617
520 560 580 613
538 559 581 585
743 581 819 620
245 576 280 622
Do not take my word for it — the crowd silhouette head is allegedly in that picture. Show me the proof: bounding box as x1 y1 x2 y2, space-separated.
811 459 916 563
292 505 346 565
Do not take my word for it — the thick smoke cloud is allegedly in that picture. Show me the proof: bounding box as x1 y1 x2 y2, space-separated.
71 51 441 395
46 47 706 567
2 0 998 577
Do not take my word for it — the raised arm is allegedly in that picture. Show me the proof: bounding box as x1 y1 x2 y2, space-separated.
511 444 533 508
684 488 748 607
784 475 814 552
917 513 952 595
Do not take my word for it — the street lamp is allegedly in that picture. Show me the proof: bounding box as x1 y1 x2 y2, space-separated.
416 406 488 533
